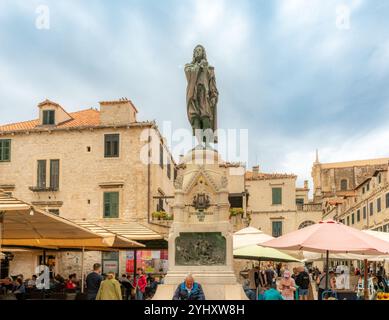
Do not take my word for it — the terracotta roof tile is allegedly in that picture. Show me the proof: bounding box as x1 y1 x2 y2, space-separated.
245 171 297 180
0 109 100 132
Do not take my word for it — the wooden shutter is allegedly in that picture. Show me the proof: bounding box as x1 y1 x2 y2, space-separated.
104 134 119 158
0 139 11 161
37 160 47 188
272 188 282 205
104 192 119 218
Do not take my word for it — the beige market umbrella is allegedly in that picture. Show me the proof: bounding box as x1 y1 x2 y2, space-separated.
0 190 144 292
233 227 274 250
234 245 301 263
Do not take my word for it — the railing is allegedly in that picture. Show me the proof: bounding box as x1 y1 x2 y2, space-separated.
297 203 322 212
29 186 58 192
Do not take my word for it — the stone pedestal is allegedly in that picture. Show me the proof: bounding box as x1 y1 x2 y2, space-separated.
153 148 247 300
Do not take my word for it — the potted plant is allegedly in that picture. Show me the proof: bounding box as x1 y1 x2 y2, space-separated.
152 211 161 220
229 208 244 224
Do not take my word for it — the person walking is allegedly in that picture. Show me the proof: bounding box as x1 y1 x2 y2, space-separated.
172 274 205 300
133 268 147 300
278 270 296 300
85 263 103 300
317 270 336 300
295 266 310 300
96 272 122 300
264 264 276 287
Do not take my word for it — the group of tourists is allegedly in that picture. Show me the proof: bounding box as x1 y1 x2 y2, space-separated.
0 263 162 300
243 263 310 300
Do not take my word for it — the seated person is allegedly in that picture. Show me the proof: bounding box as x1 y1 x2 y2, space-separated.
13 278 26 300
26 275 37 289
173 274 205 300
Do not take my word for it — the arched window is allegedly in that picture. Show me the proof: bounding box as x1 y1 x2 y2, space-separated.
298 220 315 229
340 179 348 191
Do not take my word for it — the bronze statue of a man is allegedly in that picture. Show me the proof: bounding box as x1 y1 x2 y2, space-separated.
185 45 219 144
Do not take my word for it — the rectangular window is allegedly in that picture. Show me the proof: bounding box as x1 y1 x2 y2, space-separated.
103 192 119 218
167 161 171 180
104 134 119 158
174 167 178 181
347 216 350 226
50 159 60 190
37 160 47 188
43 110 55 125
363 206 366 219
351 213 355 225
0 139 11 162
357 209 360 222
296 198 304 205
366 183 370 191
378 174 382 184
272 221 282 237
386 193 389 209
159 144 164 169
370 202 374 216
362 187 365 194
272 188 282 205
377 198 381 213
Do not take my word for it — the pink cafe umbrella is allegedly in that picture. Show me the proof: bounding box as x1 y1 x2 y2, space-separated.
261 220 389 299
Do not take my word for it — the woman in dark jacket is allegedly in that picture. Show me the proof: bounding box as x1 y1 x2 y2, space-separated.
173 274 205 300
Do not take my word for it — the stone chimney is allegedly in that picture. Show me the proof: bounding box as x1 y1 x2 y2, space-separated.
304 180 309 189
252 165 259 179
99 98 138 126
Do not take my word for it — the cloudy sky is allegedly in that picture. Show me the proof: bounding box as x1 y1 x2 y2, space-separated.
1 0 389 189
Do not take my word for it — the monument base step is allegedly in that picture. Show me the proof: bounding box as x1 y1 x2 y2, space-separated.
152 284 248 300
163 270 238 285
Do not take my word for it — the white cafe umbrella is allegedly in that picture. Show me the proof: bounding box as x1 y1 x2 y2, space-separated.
233 227 274 250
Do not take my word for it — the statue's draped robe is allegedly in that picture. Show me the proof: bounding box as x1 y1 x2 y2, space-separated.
185 62 218 135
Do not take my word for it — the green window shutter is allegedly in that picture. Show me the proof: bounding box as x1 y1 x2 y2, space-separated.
0 139 11 162
357 210 360 222
104 193 110 217
43 110 55 125
272 221 282 237
37 160 47 188
272 188 282 205
104 192 119 218
386 193 389 208
49 110 55 124
104 134 120 158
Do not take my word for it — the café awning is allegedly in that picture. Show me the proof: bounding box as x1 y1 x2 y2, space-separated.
0 190 144 249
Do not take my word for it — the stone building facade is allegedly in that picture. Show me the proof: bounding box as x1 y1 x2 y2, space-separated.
244 166 322 237
322 163 389 232
0 98 176 277
311 154 389 203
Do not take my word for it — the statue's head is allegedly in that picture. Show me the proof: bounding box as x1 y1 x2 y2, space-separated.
192 44 207 63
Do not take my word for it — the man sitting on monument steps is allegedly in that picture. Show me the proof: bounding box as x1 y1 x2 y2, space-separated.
172 274 205 300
